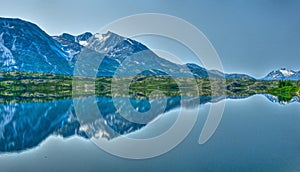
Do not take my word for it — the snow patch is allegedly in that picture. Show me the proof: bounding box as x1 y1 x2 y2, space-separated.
126 39 134 45
43 55 52 66
95 33 110 42
2 21 14 29
279 69 295 77
66 50 79 61
115 58 121 64
79 40 88 46
11 36 17 51
0 32 16 66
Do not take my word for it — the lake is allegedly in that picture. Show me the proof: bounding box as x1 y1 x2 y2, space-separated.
1 95 300 171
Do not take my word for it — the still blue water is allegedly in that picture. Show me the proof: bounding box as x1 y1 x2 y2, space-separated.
1 95 300 171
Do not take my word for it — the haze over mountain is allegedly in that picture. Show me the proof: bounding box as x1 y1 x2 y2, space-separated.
0 17 299 80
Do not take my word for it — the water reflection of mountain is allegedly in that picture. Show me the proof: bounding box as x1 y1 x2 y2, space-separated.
0 95 299 153
263 94 300 105
0 99 88 153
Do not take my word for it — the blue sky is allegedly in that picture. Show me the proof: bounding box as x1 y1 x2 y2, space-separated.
1 0 300 78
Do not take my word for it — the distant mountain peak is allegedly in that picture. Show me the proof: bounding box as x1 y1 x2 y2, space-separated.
263 68 299 80
279 68 295 77
76 32 92 45
94 31 124 40
60 33 75 41
86 31 123 54
86 31 148 56
52 32 93 60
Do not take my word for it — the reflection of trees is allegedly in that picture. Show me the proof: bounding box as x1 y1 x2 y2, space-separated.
278 95 292 103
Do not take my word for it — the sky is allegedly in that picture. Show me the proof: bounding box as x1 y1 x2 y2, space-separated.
0 0 300 78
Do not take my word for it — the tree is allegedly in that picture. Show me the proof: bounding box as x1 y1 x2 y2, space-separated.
278 80 293 88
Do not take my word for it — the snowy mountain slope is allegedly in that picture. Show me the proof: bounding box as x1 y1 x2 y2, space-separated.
52 32 92 61
76 31 190 77
0 17 72 74
262 68 300 80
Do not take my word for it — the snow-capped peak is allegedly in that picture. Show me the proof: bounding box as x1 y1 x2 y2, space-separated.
279 68 295 77
86 31 125 54
94 33 109 41
94 31 124 42
263 68 299 80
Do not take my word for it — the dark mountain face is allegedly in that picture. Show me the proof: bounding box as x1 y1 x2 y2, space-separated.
52 33 82 57
0 17 72 74
186 63 209 78
52 32 93 59
76 32 93 42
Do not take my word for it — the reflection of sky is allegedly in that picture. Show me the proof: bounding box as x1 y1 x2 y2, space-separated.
1 0 300 78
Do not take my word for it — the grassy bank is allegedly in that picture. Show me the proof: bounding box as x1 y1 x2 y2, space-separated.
0 71 299 103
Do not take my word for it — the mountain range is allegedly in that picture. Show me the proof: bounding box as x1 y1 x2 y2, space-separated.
0 17 299 80
261 68 300 80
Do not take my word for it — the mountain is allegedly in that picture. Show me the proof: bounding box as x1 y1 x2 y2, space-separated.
185 63 209 77
0 17 296 80
52 32 92 61
262 68 300 80
72 31 197 77
0 17 72 74
186 63 255 79
225 73 255 80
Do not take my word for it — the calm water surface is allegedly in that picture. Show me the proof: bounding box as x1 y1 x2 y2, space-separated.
1 95 300 171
